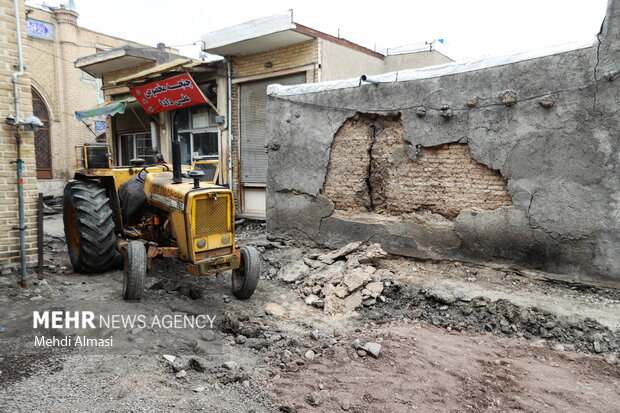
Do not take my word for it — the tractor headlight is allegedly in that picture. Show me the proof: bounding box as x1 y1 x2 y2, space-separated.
196 238 206 248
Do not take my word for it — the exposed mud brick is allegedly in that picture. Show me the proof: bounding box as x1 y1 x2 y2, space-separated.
323 114 512 219
322 116 374 212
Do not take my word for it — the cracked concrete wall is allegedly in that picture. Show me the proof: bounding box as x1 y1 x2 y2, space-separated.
266 0 620 285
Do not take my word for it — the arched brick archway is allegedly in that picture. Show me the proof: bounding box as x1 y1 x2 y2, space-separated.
31 87 52 179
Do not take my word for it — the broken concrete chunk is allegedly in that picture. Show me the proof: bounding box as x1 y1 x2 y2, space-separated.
322 284 348 299
362 297 377 307
303 256 323 269
171 357 191 372
365 281 384 297
306 261 346 285
343 268 372 292
305 294 321 306
162 354 176 364
304 349 315 360
346 256 360 268
306 392 323 406
363 265 376 274
324 291 363 315
222 360 238 371
427 289 463 305
317 241 362 264
356 243 388 263
352 339 382 358
278 260 310 283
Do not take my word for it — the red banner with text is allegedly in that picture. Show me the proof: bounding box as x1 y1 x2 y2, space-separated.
130 73 208 114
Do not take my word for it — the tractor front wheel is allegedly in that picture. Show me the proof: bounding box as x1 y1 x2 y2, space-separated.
122 241 147 300
63 180 116 273
231 246 260 299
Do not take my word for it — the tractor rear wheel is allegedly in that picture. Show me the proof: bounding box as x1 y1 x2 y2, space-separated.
63 180 117 273
122 241 146 300
231 246 260 299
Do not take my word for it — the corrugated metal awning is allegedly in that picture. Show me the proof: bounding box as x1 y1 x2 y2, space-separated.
75 100 127 121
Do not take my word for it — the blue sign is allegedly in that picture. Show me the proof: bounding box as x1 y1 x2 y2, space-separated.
26 19 54 40
94 121 107 135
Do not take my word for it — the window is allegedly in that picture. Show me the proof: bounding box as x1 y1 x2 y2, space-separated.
176 105 219 164
117 133 154 165
193 132 218 156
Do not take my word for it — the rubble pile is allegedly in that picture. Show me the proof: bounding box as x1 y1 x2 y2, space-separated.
42 196 63 215
373 284 620 357
277 242 392 314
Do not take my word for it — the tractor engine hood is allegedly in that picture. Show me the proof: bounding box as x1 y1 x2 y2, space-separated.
144 171 228 213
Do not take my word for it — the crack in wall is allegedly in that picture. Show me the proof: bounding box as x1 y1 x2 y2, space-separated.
366 122 377 212
593 16 606 113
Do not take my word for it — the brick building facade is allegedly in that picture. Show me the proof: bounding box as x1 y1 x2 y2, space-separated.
0 0 37 270
24 5 149 196
202 11 452 218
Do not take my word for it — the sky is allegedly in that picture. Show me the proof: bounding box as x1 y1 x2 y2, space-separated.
27 0 609 61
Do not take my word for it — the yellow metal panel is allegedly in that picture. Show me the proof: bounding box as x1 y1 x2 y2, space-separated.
185 190 235 264
170 209 189 261
194 196 230 237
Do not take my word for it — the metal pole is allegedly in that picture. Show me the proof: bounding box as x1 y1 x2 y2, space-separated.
15 132 26 286
37 193 44 280
227 59 233 189
12 0 27 284
171 141 182 184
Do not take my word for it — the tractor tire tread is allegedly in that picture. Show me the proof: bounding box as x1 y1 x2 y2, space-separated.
123 240 146 300
63 180 117 274
232 246 260 299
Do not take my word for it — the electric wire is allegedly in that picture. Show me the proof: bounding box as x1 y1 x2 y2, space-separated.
25 40 619 116
267 70 617 114
25 42 74 63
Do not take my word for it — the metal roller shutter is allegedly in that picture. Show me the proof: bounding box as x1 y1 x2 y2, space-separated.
239 72 306 183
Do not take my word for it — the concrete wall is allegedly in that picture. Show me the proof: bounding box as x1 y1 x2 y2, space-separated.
385 50 452 72
25 7 148 195
0 0 38 270
320 40 451 80
266 0 620 285
319 38 384 81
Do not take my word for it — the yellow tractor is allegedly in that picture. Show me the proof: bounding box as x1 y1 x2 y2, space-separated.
62 142 260 300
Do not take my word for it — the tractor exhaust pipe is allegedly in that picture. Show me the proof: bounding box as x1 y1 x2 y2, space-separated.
172 140 182 184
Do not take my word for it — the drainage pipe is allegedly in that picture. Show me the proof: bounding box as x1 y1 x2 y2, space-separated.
227 58 233 189
360 75 379 84
12 0 27 283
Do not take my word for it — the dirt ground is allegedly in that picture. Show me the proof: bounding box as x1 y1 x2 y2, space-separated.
0 216 618 412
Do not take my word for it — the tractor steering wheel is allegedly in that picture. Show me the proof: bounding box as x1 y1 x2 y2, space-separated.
137 163 170 182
